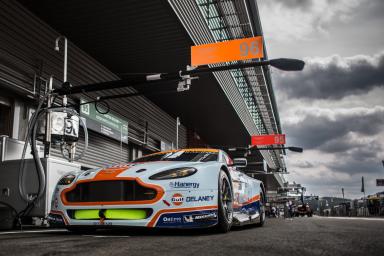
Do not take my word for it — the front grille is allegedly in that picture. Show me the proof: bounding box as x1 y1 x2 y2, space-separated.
66 208 153 220
65 180 157 203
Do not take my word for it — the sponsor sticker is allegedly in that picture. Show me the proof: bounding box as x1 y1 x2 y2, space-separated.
47 214 64 225
171 193 184 206
155 210 218 227
186 195 214 203
183 212 217 223
162 216 182 223
169 181 200 189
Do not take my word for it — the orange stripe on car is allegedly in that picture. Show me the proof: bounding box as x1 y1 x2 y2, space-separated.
147 205 218 227
233 194 260 208
93 167 128 180
144 148 219 157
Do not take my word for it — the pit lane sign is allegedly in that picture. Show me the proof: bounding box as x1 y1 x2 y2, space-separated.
191 36 264 66
251 134 286 146
80 99 128 143
376 179 384 186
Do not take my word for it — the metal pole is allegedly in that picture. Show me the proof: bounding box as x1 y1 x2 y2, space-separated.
120 125 123 164
64 39 67 82
53 60 271 96
176 117 180 149
55 36 68 105
44 76 54 158
53 58 304 96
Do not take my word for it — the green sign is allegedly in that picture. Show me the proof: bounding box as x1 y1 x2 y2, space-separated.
80 99 128 143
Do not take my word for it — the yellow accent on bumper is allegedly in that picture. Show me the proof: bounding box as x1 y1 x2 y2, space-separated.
74 209 147 220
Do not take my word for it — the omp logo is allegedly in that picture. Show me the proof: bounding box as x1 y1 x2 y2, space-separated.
171 193 184 206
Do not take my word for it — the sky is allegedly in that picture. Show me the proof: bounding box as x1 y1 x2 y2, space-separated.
257 0 384 199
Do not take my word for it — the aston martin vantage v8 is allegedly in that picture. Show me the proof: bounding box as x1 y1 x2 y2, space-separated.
48 148 266 233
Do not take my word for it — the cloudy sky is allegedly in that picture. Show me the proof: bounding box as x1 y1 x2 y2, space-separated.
257 0 384 199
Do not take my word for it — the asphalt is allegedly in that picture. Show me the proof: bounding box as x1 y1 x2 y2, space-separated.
0 216 383 256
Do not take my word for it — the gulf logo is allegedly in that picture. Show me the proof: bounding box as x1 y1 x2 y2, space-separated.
171 193 184 206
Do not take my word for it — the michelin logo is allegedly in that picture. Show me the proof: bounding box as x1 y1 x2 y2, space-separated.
184 212 217 223
169 181 200 189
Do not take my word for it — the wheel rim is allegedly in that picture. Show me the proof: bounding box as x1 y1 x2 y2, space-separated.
221 178 233 221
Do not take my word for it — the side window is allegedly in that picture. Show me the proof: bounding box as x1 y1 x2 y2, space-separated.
222 152 233 166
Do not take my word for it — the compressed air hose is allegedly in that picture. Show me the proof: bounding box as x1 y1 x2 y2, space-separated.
18 104 88 205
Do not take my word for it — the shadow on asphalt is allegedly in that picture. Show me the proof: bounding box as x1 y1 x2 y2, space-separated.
53 222 266 237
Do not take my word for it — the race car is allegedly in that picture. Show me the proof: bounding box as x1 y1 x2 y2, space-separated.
294 203 313 217
48 148 266 233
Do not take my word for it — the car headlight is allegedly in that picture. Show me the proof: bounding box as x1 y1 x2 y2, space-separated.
149 167 197 180
58 174 76 185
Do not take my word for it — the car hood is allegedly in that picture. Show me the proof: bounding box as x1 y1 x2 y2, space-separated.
75 161 211 182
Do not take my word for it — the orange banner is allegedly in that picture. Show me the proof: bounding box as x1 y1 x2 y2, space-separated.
191 36 263 66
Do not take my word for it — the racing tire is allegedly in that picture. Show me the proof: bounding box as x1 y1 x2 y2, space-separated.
255 192 265 227
216 170 233 233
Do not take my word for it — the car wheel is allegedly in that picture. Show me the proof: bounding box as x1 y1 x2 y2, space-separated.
216 170 233 233
255 192 265 227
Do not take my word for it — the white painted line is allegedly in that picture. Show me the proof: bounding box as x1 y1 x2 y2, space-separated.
0 229 68 235
317 216 384 221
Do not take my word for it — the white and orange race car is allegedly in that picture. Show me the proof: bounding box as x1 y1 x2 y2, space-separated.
48 148 266 233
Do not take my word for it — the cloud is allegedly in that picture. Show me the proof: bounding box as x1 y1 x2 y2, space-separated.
283 105 384 197
286 149 384 198
274 52 384 100
259 1 384 199
284 106 384 150
268 0 313 11
258 0 361 41
294 160 314 169
328 154 382 175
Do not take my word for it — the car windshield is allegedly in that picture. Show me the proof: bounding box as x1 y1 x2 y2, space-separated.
133 150 218 163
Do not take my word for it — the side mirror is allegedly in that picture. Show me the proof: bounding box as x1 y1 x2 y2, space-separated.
232 158 247 168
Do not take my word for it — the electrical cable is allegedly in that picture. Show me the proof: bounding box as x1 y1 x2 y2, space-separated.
18 93 49 203
0 94 48 228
